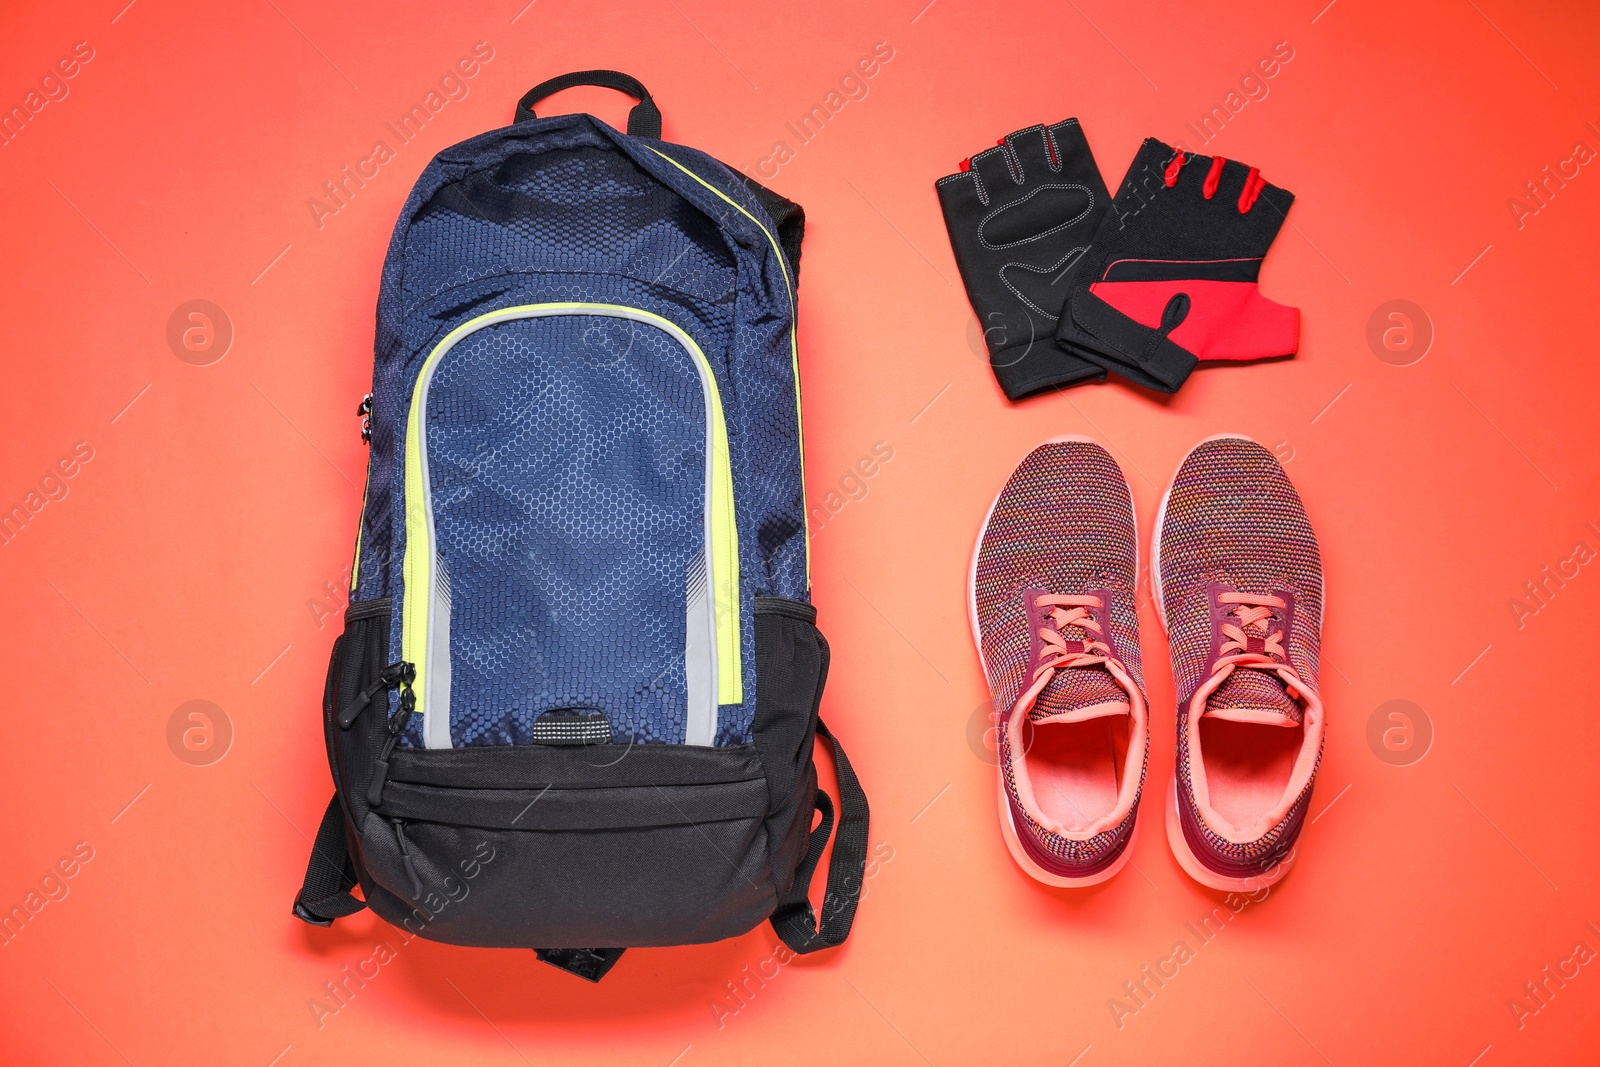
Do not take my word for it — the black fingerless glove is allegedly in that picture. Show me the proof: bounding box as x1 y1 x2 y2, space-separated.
936 120 1111 400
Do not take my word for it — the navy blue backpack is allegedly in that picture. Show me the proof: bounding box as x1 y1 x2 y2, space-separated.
293 71 868 981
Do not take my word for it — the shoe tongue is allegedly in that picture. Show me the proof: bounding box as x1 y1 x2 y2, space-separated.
1022 587 1128 723
1205 668 1301 726
1031 665 1129 723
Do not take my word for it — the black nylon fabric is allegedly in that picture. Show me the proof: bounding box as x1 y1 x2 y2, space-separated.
326 602 392 816
935 120 1110 399
297 594 870 962
355 795 774 948
377 777 771 830
298 599 392 926
383 742 765 790
751 597 825 896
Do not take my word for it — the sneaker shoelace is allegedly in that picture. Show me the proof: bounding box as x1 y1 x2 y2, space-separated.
1211 591 1309 702
1217 592 1286 661
1032 593 1115 683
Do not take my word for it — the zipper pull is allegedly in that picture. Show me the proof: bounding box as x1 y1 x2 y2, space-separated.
339 660 415 729
365 687 414 807
391 818 424 900
357 393 373 444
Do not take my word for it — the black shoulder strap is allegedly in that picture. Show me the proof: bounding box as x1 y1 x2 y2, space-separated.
513 70 662 138
292 794 367 925
770 718 870 954
735 174 805 286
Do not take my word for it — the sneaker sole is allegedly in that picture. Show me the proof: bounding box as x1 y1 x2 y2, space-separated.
1152 433 1317 892
968 434 1140 888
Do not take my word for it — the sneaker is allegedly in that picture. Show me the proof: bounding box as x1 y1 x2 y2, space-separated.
969 436 1149 886
1153 435 1325 891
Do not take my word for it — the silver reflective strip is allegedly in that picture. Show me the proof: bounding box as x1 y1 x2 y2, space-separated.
423 554 453 749
683 549 717 745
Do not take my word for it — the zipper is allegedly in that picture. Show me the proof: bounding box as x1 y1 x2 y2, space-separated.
391 817 423 900
338 660 415 729
366 685 415 807
399 302 741 749
645 146 810 587
350 394 372 592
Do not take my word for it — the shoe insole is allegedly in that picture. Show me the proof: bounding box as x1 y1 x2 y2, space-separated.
1196 718 1301 835
1022 716 1128 832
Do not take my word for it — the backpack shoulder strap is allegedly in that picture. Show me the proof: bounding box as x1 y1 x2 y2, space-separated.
292 794 367 925
770 719 870 953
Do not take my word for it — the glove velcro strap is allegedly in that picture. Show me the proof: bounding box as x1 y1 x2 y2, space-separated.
1067 289 1198 393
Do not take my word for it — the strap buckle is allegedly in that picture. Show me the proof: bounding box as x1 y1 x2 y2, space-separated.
292 898 336 927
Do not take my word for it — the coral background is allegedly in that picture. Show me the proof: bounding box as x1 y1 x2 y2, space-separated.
2 0 1597 1063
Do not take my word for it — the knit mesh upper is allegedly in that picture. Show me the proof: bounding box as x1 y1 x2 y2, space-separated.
1158 437 1323 871
973 439 1146 868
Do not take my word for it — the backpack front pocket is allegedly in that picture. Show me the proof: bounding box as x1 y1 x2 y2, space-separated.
357 743 777 948
399 304 741 748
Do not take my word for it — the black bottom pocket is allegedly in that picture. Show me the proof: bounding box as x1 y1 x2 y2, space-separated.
312 596 870 955
355 745 777 948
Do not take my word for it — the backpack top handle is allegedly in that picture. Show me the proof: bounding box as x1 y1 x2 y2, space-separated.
513 70 662 138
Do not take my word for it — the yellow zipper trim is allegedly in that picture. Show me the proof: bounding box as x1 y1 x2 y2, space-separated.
401 302 742 734
646 146 810 587
349 472 368 594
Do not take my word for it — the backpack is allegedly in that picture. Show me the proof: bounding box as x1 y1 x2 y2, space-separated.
292 71 869 982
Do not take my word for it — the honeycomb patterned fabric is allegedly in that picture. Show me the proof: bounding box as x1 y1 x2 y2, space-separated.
971 439 1148 873
427 316 706 746
1157 436 1324 874
351 114 807 749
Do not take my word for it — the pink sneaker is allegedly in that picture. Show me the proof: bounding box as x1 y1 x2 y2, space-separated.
970 437 1149 886
1153 435 1326 890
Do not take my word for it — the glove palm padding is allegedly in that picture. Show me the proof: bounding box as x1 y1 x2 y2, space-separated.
936 120 1111 400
